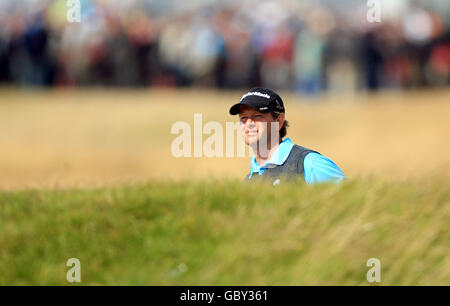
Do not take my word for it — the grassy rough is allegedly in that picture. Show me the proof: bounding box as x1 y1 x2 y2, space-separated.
0 178 449 285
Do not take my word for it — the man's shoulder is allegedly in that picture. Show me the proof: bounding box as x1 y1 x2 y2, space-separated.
303 152 346 183
289 144 319 158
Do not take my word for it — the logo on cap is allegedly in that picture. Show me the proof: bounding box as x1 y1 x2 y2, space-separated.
240 91 271 102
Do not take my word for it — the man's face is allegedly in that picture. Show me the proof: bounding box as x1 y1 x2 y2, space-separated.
238 105 284 148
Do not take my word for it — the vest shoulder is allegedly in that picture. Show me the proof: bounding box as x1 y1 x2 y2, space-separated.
289 144 319 156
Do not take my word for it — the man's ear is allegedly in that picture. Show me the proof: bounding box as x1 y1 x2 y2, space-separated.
277 113 285 131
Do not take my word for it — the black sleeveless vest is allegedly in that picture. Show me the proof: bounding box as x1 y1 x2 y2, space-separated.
244 145 318 183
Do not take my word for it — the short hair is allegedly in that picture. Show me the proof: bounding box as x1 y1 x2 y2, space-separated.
270 111 289 140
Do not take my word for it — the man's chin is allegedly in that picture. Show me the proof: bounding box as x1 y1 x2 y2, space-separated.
245 136 260 147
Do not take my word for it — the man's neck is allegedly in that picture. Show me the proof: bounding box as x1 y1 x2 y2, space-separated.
252 140 282 166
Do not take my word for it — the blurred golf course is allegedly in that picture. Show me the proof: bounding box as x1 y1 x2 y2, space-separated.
0 88 449 285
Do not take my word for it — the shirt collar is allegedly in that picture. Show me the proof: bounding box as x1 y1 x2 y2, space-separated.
250 137 295 174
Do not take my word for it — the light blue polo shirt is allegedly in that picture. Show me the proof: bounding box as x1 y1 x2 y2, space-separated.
248 137 346 184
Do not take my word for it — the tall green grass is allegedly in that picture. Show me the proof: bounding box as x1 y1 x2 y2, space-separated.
0 178 448 285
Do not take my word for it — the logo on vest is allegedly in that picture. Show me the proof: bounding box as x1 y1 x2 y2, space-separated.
273 179 280 186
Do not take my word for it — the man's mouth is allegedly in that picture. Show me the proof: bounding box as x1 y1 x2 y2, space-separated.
246 130 258 136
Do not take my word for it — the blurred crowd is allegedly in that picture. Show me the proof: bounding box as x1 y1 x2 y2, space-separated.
0 0 448 93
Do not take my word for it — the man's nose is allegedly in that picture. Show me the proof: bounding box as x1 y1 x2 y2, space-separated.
245 118 256 127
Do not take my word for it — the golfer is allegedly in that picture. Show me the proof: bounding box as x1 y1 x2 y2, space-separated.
229 87 346 184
